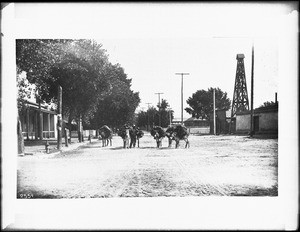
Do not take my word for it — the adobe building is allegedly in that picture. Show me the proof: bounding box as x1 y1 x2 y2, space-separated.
184 117 210 134
235 103 278 136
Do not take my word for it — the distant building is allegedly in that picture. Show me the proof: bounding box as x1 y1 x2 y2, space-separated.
171 117 189 125
184 117 210 134
235 103 278 136
209 109 232 134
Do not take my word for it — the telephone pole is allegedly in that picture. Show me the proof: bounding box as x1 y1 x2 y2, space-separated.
57 85 62 150
250 42 254 137
175 73 189 124
167 107 172 126
155 93 164 126
146 103 151 131
213 88 216 135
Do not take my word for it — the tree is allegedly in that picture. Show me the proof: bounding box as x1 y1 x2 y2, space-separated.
46 40 111 141
157 99 173 127
16 39 71 98
16 39 69 150
88 64 140 130
16 72 35 153
16 39 111 142
136 106 159 129
147 106 159 128
159 99 169 110
136 110 148 129
16 39 139 143
136 99 173 129
185 87 231 120
257 101 278 109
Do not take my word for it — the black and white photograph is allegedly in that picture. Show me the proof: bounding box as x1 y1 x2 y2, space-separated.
1 2 298 230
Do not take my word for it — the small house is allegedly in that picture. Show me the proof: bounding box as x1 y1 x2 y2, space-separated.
20 100 57 140
236 103 278 136
184 117 210 134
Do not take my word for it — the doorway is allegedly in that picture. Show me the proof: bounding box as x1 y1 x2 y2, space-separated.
254 115 259 132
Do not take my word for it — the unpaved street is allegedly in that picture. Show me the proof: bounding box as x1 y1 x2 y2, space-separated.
17 133 278 198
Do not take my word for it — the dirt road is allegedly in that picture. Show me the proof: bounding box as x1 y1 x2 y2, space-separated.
17 133 278 198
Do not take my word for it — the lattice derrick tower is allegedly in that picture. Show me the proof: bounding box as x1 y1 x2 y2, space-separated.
231 54 250 118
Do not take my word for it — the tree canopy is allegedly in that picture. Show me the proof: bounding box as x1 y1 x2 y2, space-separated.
136 99 173 129
185 87 231 120
88 64 140 129
257 101 278 109
158 99 173 127
16 39 140 131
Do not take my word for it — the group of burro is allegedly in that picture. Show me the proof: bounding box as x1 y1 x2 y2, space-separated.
150 124 190 149
98 124 189 149
117 124 144 148
97 124 144 149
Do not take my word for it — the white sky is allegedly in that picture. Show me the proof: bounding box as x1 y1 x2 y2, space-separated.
9 2 294 118
99 37 278 118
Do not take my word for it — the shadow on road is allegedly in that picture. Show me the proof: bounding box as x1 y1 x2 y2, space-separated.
139 146 175 150
108 146 175 150
81 144 106 149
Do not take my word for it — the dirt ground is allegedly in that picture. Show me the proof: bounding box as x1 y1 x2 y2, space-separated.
17 133 278 198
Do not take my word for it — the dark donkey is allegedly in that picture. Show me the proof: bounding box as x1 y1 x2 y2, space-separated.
117 124 131 149
98 125 113 147
150 126 166 148
166 124 190 148
136 127 144 148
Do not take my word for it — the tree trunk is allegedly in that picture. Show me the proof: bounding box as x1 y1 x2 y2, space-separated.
77 115 82 142
68 111 72 144
81 114 84 142
17 115 24 154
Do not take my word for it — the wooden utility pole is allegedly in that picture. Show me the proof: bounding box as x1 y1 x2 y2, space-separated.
26 107 30 140
57 85 62 150
146 103 151 131
213 88 216 135
250 42 254 137
167 107 172 126
39 99 43 140
155 93 163 126
175 73 189 125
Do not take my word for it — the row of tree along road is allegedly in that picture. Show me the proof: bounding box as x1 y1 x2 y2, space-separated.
17 39 140 152
17 39 233 153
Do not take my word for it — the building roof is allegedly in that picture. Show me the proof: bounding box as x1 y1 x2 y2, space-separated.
25 100 57 114
236 104 278 115
172 117 188 122
184 117 208 122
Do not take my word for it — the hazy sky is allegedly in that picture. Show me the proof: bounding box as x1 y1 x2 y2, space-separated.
8 3 296 118
99 37 278 119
